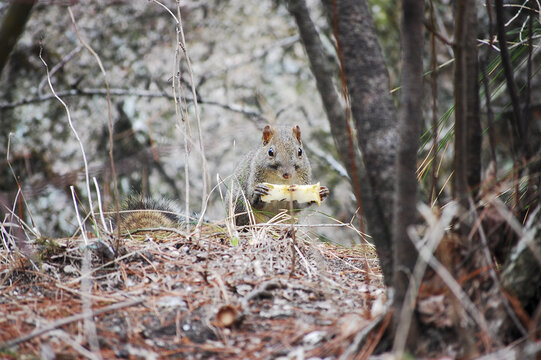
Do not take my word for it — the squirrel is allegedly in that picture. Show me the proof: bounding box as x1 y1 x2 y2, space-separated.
113 196 185 233
115 124 329 232
231 124 329 225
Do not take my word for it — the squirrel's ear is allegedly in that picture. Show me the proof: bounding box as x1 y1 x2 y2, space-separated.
262 125 274 145
292 125 302 143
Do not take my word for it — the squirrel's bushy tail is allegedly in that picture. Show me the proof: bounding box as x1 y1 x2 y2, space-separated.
113 195 184 232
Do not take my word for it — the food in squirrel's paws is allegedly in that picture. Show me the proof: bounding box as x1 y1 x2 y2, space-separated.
260 182 324 205
231 124 328 225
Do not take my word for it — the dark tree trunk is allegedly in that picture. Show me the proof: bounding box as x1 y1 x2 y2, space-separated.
0 0 36 76
453 0 481 207
391 0 424 346
333 0 398 285
453 1 484 352
287 0 366 235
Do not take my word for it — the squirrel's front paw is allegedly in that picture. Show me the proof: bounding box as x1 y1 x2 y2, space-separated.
319 186 329 202
254 183 271 196
253 183 271 204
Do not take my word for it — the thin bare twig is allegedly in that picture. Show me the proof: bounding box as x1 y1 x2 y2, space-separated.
70 186 89 246
39 46 95 230
2 298 144 348
81 246 102 359
471 198 528 336
177 3 209 219
405 203 493 350
491 198 541 265
303 143 348 179
68 7 120 239
93 177 110 233
424 20 455 47
46 329 101 360
151 0 193 236
38 45 82 96
393 202 458 355
339 311 391 360
6 131 38 235
495 0 525 158
504 0 530 27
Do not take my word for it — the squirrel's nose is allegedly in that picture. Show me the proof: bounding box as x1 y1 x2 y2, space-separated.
283 173 291 180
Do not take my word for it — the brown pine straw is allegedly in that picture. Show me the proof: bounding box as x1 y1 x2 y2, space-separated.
0 226 382 358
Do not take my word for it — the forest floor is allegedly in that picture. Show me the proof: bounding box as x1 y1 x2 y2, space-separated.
0 223 386 359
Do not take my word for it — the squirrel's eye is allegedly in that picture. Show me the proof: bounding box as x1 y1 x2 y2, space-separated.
268 147 275 157
298 147 303 157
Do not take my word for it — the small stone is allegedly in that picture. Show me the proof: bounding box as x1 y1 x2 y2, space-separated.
63 264 78 274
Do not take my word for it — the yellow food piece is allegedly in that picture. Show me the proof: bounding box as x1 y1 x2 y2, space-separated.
260 182 322 205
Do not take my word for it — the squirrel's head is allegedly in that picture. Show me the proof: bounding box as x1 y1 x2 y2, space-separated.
258 124 312 184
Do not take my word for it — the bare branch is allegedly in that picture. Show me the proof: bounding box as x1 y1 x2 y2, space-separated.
0 87 262 118
1 298 144 349
39 46 96 231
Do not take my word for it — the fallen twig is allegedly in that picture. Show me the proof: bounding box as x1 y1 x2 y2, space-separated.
1 298 144 349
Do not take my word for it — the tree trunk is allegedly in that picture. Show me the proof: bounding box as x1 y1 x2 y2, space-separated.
391 0 424 348
0 0 36 76
452 1 482 352
287 0 366 235
333 0 398 285
453 0 481 207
